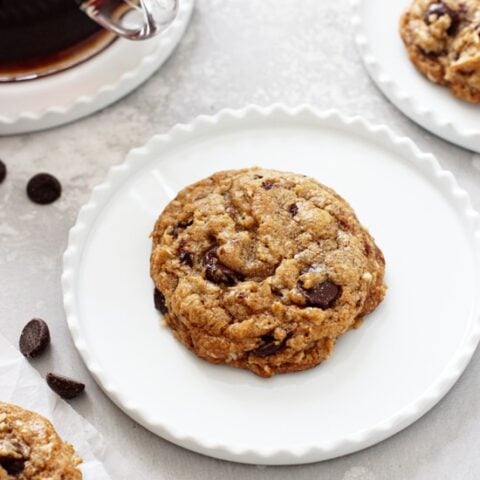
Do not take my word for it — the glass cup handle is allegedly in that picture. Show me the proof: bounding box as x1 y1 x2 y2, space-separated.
79 0 178 41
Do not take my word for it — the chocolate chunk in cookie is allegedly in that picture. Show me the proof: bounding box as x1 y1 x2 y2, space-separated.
252 334 289 357
204 246 243 286
288 203 299 216
300 280 341 309
0 439 30 475
154 288 168 314
179 249 194 267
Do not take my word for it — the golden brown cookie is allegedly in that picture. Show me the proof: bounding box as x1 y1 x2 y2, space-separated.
150 168 386 378
400 0 480 103
0 402 82 479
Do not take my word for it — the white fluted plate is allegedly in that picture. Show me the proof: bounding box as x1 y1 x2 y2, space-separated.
62 105 480 465
0 0 194 135
352 0 480 153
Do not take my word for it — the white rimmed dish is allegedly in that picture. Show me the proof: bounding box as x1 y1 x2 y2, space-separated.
62 105 480 465
0 0 194 135
351 0 480 153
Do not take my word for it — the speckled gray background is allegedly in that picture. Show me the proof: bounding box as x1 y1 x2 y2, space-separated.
1 1 480 479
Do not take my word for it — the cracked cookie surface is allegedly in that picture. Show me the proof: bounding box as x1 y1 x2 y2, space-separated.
400 0 480 102
150 168 386 377
0 402 82 480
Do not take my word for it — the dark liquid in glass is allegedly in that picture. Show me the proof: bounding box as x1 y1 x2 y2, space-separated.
0 0 114 79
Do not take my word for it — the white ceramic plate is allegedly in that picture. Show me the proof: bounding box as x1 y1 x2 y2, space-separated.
352 0 480 153
0 0 194 135
62 105 480 465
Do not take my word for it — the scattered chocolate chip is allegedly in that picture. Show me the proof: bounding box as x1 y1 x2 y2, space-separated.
19 318 50 358
364 242 372 256
252 334 288 357
0 160 6 184
0 457 26 475
204 246 243 286
300 280 341 309
154 288 168 314
46 373 85 399
26 173 62 205
261 180 274 190
288 203 298 216
179 250 194 267
253 174 263 179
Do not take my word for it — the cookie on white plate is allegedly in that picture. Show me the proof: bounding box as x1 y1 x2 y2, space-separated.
150 168 386 377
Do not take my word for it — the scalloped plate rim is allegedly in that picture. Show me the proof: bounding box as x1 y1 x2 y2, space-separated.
62 104 480 464
351 0 480 153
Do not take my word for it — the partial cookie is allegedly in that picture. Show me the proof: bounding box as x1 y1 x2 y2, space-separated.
0 402 82 479
150 168 386 378
399 0 480 103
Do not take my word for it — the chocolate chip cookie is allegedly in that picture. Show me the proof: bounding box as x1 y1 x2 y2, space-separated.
0 402 82 479
400 0 480 103
150 168 386 377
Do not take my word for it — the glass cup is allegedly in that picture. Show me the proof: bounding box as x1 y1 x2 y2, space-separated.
0 0 178 82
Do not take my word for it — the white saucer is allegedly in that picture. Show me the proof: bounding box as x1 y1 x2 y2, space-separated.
352 0 480 153
0 0 194 135
62 105 480 465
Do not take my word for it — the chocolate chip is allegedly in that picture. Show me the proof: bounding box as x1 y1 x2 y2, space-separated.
172 219 193 238
26 173 61 205
0 160 6 184
178 219 193 229
253 174 263 179
425 2 448 20
420 47 443 59
0 439 29 475
46 373 85 399
0 457 26 475
288 203 298 216
204 246 243 286
154 288 168 314
19 318 50 358
252 334 288 357
458 69 474 76
261 180 274 190
300 280 341 309
179 250 194 267
424 2 463 35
